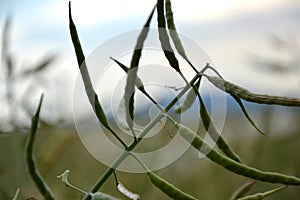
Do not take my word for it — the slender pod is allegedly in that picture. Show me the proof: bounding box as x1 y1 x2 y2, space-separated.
174 79 200 113
237 185 287 200
231 95 265 135
110 57 161 109
117 98 130 130
157 0 179 73
68 2 85 66
180 66 243 163
198 94 243 163
110 57 146 94
124 4 156 139
68 2 126 148
85 73 202 197
157 0 188 83
129 150 198 200
174 66 243 163
201 66 264 135
181 67 241 162
130 4 155 69
148 172 198 200
165 0 198 73
165 0 186 60
166 116 300 185
230 181 256 200
111 57 163 130
25 94 55 200
205 75 300 107
202 69 265 135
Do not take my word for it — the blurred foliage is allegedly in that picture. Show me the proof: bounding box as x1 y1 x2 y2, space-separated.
0 15 58 134
1 113 300 199
250 33 300 74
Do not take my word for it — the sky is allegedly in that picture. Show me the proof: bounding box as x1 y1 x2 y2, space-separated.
0 0 299 122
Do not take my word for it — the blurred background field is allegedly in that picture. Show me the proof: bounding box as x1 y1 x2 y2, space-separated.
1 105 300 199
1 0 300 199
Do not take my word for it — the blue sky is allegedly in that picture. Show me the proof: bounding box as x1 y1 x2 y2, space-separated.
1 0 299 121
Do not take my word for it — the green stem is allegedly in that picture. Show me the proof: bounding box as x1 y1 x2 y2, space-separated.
84 72 200 198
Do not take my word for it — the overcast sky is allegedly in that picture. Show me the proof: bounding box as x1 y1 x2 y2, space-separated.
1 0 299 121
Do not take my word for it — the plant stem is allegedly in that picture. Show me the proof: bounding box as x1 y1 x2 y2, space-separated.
84 72 201 198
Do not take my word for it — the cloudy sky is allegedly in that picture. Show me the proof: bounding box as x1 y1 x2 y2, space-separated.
1 0 299 121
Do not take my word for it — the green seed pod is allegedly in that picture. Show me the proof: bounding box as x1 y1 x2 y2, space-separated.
230 181 256 200
25 95 55 200
205 75 300 107
111 57 160 108
236 185 287 200
157 0 182 75
68 2 126 147
117 98 130 130
148 172 198 200
165 0 187 60
231 95 265 135
167 116 300 185
199 95 243 163
174 79 200 113
124 3 156 138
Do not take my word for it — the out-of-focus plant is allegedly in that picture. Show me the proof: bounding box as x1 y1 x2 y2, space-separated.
0 15 57 134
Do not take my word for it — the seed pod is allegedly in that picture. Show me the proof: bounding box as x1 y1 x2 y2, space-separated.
205 75 300 107
68 2 126 147
110 57 147 95
117 98 130 130
148 172 198 200
25 94 55 200
231 95 265 135
124 4 156 138
167 116 300 185
157 0 183 76
230 181 256 200
174 79 200 113
110 57 161 124
198 95 243 163
165 0 187 60
236 185 287 200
